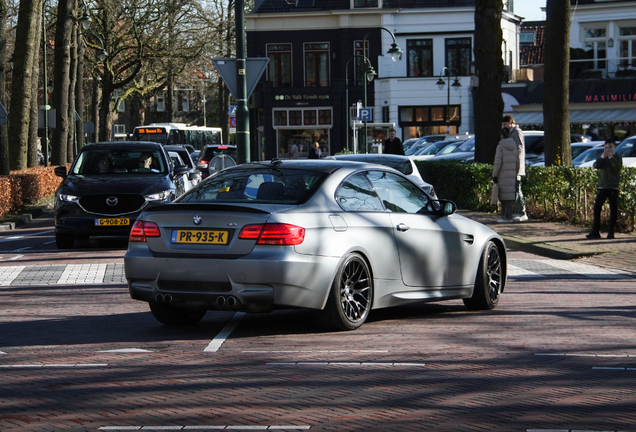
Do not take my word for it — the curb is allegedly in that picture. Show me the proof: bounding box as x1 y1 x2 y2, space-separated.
501 234 606 260
0 206 49 231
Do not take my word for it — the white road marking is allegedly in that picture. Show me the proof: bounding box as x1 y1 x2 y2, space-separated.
57 263 108 285
0 351 7 355
99 427 311 431
204 312 246 352
536 353 634 357
10 247 32 252
43 240 56 245
0 230 54 243
8 255 23 260
96 348 155 353
242 350 388 353
508 264 544 278
0 363 108 368
266 362 425 367
0 266 25 286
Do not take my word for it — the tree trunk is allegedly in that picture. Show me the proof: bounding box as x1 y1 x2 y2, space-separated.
0 0 9 175
8 0 40 170
51 0 74 165
75 27 84 149
28 2 42 168
543 0 571 166
98 82 113 141
91 77 100 142
67 22 78 161
473 0 504 164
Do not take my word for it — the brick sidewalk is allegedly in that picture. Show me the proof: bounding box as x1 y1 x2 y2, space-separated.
459 210 636 275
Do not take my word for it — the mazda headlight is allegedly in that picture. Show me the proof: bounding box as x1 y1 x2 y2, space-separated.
145 190 172 201
57 193 79 203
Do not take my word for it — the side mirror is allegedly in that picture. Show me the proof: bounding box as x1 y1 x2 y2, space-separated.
188 171 201 181
436 199 457 216
173 164 188 177
54 166 67 178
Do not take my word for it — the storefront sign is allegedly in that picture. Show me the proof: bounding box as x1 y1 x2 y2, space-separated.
275 94 330 101
585 93 636 102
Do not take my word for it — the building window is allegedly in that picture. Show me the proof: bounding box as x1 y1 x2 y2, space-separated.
352 0 378 7
113 124 126 136
519 31 535 44
114 89 125 112
175 89 190 112
399 105 461 139
289 110 302 125
156 93 165 112
267 44 292 88
274 110 288 126
305 43 329 87
353 40 370 86
619 26 636 68
584 27 607 70
407 39 433 77
445 38 472 76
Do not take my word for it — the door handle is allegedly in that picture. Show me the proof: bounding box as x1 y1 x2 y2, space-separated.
396 223 411 232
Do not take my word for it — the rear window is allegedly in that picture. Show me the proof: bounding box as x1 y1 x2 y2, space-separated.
200 146 238 161
177 167 329 204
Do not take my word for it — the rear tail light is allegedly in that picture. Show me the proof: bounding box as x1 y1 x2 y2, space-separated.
238 223 305 245
129 220 161 242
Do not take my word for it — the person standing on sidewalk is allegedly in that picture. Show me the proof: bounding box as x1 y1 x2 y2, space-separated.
384 128 405 155
502 115 528 222
492 127 520 223
587 138 622 239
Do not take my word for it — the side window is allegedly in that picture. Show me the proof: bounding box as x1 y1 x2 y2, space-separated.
335 173 384 212
366 171 433 214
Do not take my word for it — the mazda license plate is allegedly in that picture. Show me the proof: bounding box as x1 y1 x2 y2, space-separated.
95 218 130 226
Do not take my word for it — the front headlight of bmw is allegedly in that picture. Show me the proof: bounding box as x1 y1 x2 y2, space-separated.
57 193 80 203
145 190 172 201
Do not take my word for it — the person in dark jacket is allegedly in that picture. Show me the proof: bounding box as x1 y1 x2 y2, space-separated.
384 128 404 155
308 141 322 159
587 138 622 239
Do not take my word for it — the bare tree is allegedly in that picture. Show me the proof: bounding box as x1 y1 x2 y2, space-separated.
543 0 571 166
8 0 40 170
0 0 9 175
473 0 504 164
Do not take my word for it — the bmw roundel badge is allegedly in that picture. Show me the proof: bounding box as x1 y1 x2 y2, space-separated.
193 215 202 225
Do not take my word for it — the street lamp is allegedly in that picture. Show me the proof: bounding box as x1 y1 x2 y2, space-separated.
345 54 375 153
360 27 402 152
436 67 461 132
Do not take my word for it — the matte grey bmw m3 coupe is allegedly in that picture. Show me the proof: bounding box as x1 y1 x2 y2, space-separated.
124 159 507 331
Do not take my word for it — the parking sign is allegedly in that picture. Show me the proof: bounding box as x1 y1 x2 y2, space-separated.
359 108 372 121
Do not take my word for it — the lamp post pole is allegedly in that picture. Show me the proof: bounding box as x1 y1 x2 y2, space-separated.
345 54 375 153
235 0 249 163
436 67 461 133
42 0 49 166
362 27 402 153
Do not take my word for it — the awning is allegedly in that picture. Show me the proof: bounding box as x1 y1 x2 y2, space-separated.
509 108 636 126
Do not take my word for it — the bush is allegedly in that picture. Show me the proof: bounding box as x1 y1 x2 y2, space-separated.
416 160 636 232
0 166 66 219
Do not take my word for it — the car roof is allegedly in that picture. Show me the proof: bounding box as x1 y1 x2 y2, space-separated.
230 159 401 174
332 154 412 161
84 141 164 150
164 145 189 151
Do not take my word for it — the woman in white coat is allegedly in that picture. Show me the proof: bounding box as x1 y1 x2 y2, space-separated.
492 127 520 223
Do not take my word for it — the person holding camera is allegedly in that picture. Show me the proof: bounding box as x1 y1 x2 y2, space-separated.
587 138 622 240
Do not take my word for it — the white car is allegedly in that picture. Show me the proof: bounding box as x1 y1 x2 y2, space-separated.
326 154 437 198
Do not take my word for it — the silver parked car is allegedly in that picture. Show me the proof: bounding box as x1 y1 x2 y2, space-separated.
124 159 507 330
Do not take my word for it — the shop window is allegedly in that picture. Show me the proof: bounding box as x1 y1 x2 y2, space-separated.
399 105 461 138
305 43 330 87
318 109 331 125
267 44 292 88
407 39 433 77
445 38 472 76
584 27 607 70
352 0 378 7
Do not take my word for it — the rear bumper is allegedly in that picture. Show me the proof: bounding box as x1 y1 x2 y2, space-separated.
56 215 139 237
124 244 339 312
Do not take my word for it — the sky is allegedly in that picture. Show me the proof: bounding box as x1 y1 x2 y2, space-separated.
513 0 546 21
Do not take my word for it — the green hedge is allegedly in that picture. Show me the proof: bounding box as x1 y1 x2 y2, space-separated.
415 160 636 232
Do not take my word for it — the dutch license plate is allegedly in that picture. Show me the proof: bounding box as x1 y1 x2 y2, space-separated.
171 230 229 245
95 218 130 226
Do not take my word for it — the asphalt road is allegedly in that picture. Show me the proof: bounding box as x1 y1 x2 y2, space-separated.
1 214 635 432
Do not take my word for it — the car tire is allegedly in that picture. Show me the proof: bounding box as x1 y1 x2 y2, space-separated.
149 301 207 325
315 253 373 331
463 241 504 310
55 232 75 249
